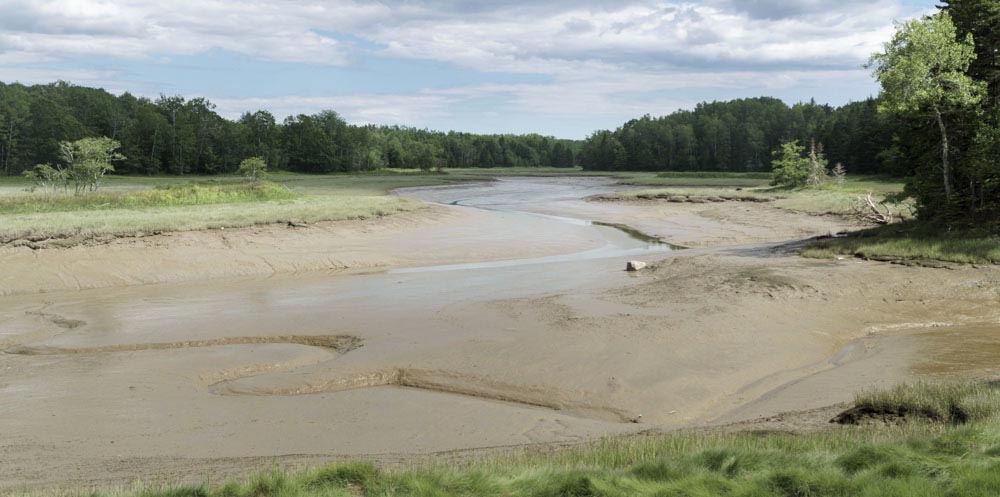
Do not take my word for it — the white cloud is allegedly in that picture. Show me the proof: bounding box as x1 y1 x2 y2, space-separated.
0 0 387 64
0 0 920 69
0 0 930 136
211 93 456 125
371 1 909 74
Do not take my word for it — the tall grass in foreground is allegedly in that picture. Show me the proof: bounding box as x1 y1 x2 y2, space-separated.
54 381 1000 497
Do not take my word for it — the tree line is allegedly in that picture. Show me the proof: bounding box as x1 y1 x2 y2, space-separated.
0 81 577 177
577 97 900 176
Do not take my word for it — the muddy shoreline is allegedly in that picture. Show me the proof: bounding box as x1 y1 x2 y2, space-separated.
1 177 997 491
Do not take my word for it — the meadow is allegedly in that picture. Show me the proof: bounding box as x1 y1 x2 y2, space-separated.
0 172 463 243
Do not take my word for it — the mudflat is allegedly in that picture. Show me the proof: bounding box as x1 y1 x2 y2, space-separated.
1 177 997 490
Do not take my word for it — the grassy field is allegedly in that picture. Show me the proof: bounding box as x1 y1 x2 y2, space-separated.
57 381 1000 497
0 172 478 243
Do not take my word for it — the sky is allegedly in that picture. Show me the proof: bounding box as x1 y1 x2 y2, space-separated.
0 0 936 138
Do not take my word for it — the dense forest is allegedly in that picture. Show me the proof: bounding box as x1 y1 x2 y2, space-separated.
0 82 577 177
0 81 898 178
576 97 898 175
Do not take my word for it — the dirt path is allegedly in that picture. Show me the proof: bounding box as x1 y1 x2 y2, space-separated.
1 177 998 491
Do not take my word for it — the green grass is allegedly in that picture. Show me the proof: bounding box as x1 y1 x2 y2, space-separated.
802 222 1000 264
0 181 298 214
0 173 470 243
54 381 1000 497
842 381 1000 424
618 171 773 188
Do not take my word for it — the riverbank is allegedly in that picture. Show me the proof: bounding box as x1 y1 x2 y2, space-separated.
0 175 860 296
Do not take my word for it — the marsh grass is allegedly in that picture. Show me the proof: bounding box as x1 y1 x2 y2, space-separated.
0 175 442 243
619 171 773 188
0 182 297 214
841 381 1000 424
602 176 909 217
45 382 1000 497
802 222 1000 264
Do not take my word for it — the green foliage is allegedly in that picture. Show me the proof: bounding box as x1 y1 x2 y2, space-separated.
21 163 65 191
59 136 124 193
578 98 899 175
870 14 982 115
0 81 579 177
869 12 983 207
770 141 811 187
237 157 268 182
578 130 627 170
868 10 1000 223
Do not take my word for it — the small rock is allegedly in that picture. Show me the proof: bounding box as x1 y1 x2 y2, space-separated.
626 261 647 272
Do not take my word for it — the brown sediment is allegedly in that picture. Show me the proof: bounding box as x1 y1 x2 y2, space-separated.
4 334 362 356
25 310 86 330
0 204 610 297
212 367 636 423
1 177 999 491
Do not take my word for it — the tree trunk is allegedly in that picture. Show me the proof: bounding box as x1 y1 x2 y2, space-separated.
933 107 952 201
4 121 13 176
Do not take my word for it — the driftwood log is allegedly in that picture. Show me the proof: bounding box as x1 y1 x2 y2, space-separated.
853 192 894 224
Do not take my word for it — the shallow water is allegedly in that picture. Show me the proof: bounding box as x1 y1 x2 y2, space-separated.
393 177 674 272
0 178 667 344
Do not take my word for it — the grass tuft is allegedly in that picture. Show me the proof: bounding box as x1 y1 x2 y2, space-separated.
304 462 378 489
835 381 1000 425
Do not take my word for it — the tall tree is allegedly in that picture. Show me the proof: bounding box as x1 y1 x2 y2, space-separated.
868 12 984 202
